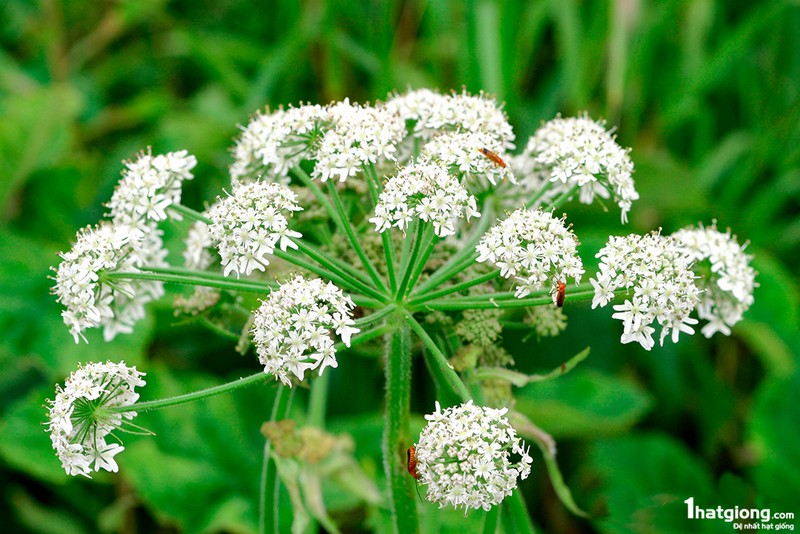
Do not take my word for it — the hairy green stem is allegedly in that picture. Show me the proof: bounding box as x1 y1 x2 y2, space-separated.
333 324 392 353
169 203 212 224
413 206 493 295
396 221 429 299
326 181 387 292
295 240 373 287
546 183 581 212
364 163 398 293
274 250 385 301
118 373 272 413
107 269 272 294
407 270 501 306
402 228 439 299
353 304 397 330
197 316 241 341
404 313 471 403
382 315 419 534
524 180 554 209
290 165 338 222
417 290 596 311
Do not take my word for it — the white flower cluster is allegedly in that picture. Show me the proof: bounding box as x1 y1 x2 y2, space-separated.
370 160 480 237
312 99 406 183
54 221 167 343
46 361 145 477
591 232 701 350
386 89 515 150
422 130 515 186
414 400 533 512
515 114 638 222
476 209 584 299
230 103 327 185
251 275 359 386
230 99 405 185
208 181 303 277
673 223 757 337
107 149 197 226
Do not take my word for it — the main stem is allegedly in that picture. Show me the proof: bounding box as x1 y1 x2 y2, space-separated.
382 313 419 534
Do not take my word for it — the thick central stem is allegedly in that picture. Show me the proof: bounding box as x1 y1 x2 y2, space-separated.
382 313 419 534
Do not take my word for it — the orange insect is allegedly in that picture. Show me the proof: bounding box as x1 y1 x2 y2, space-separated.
407 445 424 501
477 147 508 168
556 280 566 308
406 446 420 479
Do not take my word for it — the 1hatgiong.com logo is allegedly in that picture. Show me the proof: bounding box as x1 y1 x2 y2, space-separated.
685 497 795 530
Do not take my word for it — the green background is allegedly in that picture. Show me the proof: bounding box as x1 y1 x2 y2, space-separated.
1 0 798 532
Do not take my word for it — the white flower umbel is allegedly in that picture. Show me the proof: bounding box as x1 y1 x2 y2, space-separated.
386 89 515 151
107 149 197 225
591 232 701 350
414 400 533 512
672 223 757 337
251 275 359 386
516 114 638 222
422 130 515 186
230 103 328 185
54 222 167 343
476 208 584 299
209 181 303 277
312 99 406 183
45 361 145 478
370 160 480 238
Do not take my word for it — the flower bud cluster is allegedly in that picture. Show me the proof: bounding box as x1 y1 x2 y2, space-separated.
476 209 584 298
370 160 480 237
591 232 701 349
46 361 145 477
415 400 533 511
209 181 303 277
251 275 359 386
672 223 757 337
515 114 638 222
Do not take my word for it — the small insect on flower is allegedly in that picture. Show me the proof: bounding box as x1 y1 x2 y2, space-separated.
407 445 424 501
477 147 507 168
407 445 420 479
556 280 566 308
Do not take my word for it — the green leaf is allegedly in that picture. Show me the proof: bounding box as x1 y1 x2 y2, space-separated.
0 387 69 483
584 433 716 534
8 486 88 534
740 252 800 378
747 369 800 511
0 84 82 210
514 368 652 438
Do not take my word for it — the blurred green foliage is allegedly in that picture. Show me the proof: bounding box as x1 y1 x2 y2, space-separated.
1 0 798 532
